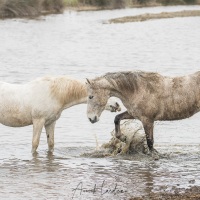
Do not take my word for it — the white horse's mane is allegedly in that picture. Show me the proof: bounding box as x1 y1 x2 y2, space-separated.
40 76 87 106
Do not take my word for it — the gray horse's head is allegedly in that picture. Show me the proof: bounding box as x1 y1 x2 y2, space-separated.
86 78 111 123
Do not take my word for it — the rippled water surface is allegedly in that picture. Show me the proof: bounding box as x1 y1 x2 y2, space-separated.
0 5 200 199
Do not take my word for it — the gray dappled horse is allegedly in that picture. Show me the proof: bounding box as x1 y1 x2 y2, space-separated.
86 71 200 154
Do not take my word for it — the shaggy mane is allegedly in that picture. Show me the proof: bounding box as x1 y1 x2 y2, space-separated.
43 76 87 106
95 71 161 93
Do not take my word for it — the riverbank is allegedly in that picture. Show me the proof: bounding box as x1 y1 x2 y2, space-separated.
109 10 200 23
1 0 200 19
0 0 64 19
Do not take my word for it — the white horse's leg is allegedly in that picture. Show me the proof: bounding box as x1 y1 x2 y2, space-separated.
45 121 56 153
32 118 45 153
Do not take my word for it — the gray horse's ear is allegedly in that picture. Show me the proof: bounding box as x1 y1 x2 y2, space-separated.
86 78 91 85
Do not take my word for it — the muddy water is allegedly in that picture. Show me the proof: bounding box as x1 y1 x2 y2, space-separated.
0 5 200 199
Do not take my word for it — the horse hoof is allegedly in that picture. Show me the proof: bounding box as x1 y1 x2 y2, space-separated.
149 149 160 160
119 135 127 143
153 154 159 160
48 149 54 153
31 150 38 156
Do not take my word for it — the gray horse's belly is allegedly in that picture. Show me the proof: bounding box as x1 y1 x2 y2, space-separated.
156 106 200 121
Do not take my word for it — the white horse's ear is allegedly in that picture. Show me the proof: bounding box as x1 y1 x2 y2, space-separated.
86 78 91 85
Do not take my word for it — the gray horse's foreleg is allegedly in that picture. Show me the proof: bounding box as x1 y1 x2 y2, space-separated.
142 120 160 159
114 111 134 142
32 118 45 153
45 121 56 153
142 120 154 151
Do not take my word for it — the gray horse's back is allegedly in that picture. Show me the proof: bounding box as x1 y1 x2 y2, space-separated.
154 72 200 121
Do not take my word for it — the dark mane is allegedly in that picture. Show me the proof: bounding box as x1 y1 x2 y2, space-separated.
104 71 141 92
96 71 161 93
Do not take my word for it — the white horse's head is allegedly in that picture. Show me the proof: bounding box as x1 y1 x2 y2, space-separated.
105 98 121 113
86 78 111 123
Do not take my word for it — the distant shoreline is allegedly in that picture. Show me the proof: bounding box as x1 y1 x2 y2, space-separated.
0 0 200 19
108 10 200 23
66 3 200 12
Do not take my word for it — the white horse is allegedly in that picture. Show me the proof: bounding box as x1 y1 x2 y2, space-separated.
0 76 121 153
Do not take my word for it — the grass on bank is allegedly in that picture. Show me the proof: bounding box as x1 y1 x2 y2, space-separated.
63 0 79 6
66 0 200 7
0 0 64 18
0 0 200 19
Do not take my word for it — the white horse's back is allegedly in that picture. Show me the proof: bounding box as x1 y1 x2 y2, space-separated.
0 78 60 127
0 82 30 126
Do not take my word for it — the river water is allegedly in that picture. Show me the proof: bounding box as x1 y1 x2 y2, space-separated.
0 5 200 200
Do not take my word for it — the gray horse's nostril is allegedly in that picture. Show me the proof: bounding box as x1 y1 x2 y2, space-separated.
89 116 97 123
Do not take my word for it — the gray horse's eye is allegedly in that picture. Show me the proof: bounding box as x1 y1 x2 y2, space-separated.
89 95 94 99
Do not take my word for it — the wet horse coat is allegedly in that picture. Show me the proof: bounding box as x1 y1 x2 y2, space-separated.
86 71 200 152
0 76 120 153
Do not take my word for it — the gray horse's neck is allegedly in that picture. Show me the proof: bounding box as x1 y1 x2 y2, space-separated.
105 83 128 107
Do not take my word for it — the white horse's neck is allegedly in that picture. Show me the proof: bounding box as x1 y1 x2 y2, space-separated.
49 77 88 110
63 95 87 109
62 81 88 109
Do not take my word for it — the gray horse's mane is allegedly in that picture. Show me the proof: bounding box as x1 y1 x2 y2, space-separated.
95 71 160 92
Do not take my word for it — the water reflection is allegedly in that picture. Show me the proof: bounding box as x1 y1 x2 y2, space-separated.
0 147 200 199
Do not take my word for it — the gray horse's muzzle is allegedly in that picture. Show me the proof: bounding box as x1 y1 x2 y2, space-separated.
89 116 98 123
